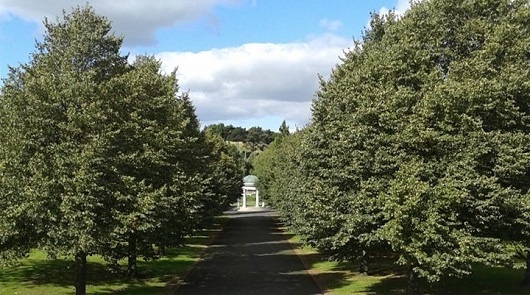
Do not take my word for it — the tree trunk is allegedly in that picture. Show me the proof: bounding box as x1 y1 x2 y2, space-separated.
127 235 138 277
406 264 420 295
75 251 87 295
159 243 166 256
522 250 530 286
359 250 369 275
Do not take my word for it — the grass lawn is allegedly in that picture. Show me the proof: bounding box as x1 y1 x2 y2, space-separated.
285 233 530 295
0 217 226 295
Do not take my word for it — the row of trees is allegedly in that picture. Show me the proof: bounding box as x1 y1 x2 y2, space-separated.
204 123 277 144
205 122 288 176
254 1 530 294
0 7 241 295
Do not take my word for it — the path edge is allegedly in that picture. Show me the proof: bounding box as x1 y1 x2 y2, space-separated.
165 215 230 294
274 216 328 295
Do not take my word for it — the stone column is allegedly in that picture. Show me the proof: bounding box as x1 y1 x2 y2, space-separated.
255 190 259 207
242 188 247 208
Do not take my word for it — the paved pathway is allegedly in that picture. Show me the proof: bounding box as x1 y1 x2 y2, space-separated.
175 210 322 295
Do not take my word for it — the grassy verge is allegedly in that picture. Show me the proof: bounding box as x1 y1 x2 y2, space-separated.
0 217 226 295
285 232 529 295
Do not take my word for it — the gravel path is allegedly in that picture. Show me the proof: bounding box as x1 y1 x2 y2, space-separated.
175 210 322 295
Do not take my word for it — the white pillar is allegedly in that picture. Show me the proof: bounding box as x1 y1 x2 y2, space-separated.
242 188 247 208
255 190 259 207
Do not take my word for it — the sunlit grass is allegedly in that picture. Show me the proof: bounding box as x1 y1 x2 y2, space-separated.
0 217 226 295
284 230 530 295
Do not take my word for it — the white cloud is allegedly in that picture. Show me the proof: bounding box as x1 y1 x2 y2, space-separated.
396 0 414 14
0 1 354 129
156 33 351 128
319 18 342 32
378 0 414 18
0 0 237 45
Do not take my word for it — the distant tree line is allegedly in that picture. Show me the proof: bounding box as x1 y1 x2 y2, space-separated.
253 1 530 295
204 123 277 145
204 123 286 176
0 7 242 295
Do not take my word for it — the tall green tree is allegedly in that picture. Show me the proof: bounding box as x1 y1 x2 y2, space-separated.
1 5 227 292
252 130 306 226
301 0 530 293
204 129 243 211
294 12 398 274
0 68 44 264
279 120 290 136
100 55 199 276
0 6 128 294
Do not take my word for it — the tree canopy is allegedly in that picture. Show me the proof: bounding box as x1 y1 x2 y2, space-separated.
254 0 530 294
3 1 530 294
0 6 241 295
204 123 277 144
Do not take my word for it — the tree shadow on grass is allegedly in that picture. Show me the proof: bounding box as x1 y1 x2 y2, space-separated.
92 284 167 295
0 219 225 295
290 252 406 295
1 258 114 287
363 276 407 295
310 269 354 294
288 248 408 295
363 264 530 295
0 247 200 295
428 265 529 295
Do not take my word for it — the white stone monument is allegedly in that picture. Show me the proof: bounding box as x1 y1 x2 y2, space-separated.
239 175 265 211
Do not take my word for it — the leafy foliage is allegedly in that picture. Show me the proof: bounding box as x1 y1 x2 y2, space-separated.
204 123 277 144
255 0 530 294
204 129 243 212
0 5 237 294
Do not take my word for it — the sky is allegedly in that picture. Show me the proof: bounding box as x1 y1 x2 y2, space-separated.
0 0 411 131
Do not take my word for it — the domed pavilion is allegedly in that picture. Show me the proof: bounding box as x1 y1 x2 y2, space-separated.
240 175 263 209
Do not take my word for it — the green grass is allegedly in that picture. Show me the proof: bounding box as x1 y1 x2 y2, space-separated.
0 218 226 295
285 234 530 295
238 197 261 207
